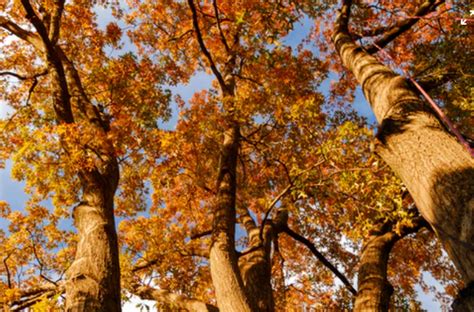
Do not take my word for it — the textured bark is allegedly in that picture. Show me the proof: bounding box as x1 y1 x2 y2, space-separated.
333 2 474 303
239 224 275 312
354 232 396 312
354 217 427 311
187 0 255 309
209 125 254 312
6 2 123 309
65 171 121 312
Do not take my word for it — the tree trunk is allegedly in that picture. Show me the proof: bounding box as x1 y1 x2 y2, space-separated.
7 2 123 309
332 6 474 308
65 170 121 312
452 282 474 312
239 225 275 312
209 125 254 312
354 232 396 312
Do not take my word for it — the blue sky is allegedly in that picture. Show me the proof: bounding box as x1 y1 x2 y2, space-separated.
0 6 445 311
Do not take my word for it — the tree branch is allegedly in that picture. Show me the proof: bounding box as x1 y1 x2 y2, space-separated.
259 159 325 242
365 0 444 54
0 16 42 49
416 70 457 92
0 69 48 81
27 229 57 286
190 229 212 240
259 183 292 242
3 253 12 289
212 0 231 54
48 0 65 44
7 285 63 311
187 0 229 94
132 283 219 312
20 0 74 124
281 225 357 296
238 206 258 235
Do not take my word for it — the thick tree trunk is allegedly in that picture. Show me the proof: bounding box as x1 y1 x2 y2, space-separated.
354 232 396 312
332 6 474 309
6 2 123 310
65 170 121 312
209 125 254 312
239 225 275 312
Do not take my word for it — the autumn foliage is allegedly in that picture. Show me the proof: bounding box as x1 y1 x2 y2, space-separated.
0 0 472 311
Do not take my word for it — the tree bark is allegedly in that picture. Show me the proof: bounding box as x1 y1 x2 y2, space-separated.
238 224 275 312
354 216 427 311
354 231 396 312
332 3 474 309
7 2 123 309
209 125 254 312
65 168 121 312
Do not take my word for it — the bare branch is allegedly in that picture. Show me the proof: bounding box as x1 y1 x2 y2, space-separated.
27 230 57 286
0 69 48 81
238 206 258 234
259 183 293 241
281 225 357 296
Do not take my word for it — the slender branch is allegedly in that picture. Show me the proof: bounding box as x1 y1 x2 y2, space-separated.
3 253 12 289
187 0 228 94
0 70 48 81
416 70 457 92
132 258 160 273
259 159 325 242
282 225 358 296
8 285 63 311
190 229 212 240
212 0 231 53
27 230 57 286
259 183 293 242
25 70 48 106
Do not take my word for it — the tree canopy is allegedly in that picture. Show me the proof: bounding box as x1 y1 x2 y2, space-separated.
0 0 472 311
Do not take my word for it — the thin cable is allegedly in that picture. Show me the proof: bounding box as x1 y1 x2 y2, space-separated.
372 42 473 157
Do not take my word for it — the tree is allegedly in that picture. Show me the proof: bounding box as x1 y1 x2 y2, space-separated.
330 0 474 309
0 0 467 311
0 0 170 310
